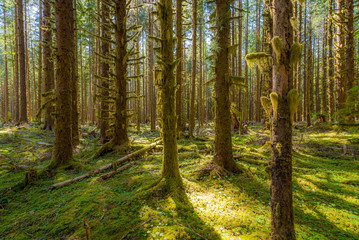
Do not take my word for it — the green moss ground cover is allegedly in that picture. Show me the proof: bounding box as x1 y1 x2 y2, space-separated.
0 123 358 239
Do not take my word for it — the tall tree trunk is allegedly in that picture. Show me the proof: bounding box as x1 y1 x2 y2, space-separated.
321 20 328 115
296 4 302 122
327 0 334 121
237 0 243 117
109 0 130 150
99 0 110 143
255 0 261 122
37 0 42 124
24 2 31 121
42 0 54 131
17 0 27 123
335 0 346 122
72 3 79 146
14 4 20 122
346 0 355 122
198 5 204 130
3 8 9 123
270 0 295 238
213 0 241 174
302 5 307 122
189 0 197 138
306 26 313 127
149 1 156 132
315 37 320 114
243 0 249 121
136 2 141 132
157 0 181 183
51 0 75 167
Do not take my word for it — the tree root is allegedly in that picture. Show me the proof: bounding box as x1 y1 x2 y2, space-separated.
192 164 231 179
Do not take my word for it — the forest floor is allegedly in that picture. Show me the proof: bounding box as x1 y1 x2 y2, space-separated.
0 122 359 240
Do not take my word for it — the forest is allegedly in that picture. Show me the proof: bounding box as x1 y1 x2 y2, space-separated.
0 0 358 239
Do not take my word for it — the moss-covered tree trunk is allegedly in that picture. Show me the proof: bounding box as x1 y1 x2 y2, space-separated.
14 3 19 122
3 8 9 123
37 0 42 124
213 0 241 173
17 0 27 123
149 1 156 132
243 0 249 121
254 0 261 122
72 4 79 147
321 22 327 116
296 4 302 122
327 0 334 121
176 0 183 135
189 0 197 138
345 0 355 122
51 0 75 167
306 32 313 127
111 0 130 151
198 8 204 130
157 0 181 182
270 0 296 238
335 0 346 122
42 0 54 131
99 0 110 143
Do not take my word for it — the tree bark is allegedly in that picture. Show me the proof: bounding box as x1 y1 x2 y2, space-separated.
51 0 75 167
3 8 9 123
157 0 181 182
42 0 54 131
270 0 296 238
99 0 110 143
189 0 197 138
213 0 241 173
37 0 42 124
16 0 27 123
327 0 334 121
346 0 355 122
149 1 156 132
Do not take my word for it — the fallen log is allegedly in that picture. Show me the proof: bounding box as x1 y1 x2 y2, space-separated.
150 149 213 156
49 140 162 189
94 159 142 183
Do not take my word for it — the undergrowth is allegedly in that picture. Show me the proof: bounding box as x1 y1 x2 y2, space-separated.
0 123 358 239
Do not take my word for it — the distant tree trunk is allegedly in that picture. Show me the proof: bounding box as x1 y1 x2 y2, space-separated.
51 0 75 167
321 20 328 115
24 3 31 121
327 0 334 121
237 0 243 117
270 0 295 238
213 0 242 174
14 4 20 122
136 2 141 133
42 0 54 131
243 0 249 121
149 1 156 132
17 0 27 123
306 27 313 127
296 4 302 122
335 0 346 121
255 0 261 122
157 0 181 183
315 37 320 114
189 0 197 138
3 8 9 123
346 0 355 122
302 5 307 122
198 6 204 130
37 0 42 124
99 0 110 143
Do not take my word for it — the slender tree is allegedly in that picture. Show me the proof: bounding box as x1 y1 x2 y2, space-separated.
99 0 110 143
42 0 54 131
327 0 334 121
189 0 197 138
176 0 183 135
212 0 242 174
270 0 296 237
3 7 9 123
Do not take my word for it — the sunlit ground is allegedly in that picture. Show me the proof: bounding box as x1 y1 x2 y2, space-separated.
0 122 358 239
